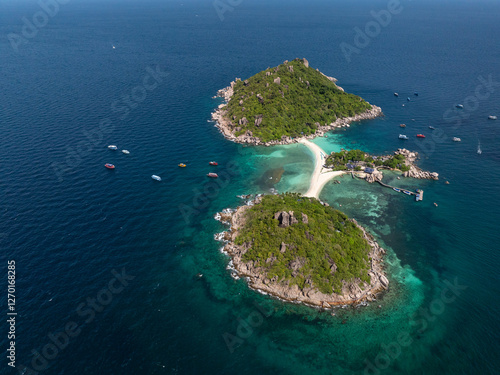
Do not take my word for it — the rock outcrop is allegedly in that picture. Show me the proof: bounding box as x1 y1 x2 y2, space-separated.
274 211 300 227
301 213 308 224
403 166 439 180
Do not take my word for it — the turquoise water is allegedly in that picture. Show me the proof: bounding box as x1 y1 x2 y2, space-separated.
1 0 499 374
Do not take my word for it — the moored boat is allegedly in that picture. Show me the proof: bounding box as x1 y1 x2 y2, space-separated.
393 188 401 192
488 115 497 120
456 104 464 109
394 92 399 97
452 137 461 142
105 163 115 169
209 161 218 166
108 145 118 150
122 150 130 154
415 189 423 202
403 190 412 195
416 134 426 138
178 163 187 167
399 134 409 140
151 175 161 181
400 124 406 128
207 173 218 178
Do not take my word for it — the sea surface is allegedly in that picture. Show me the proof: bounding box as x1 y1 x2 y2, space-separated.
1 0 499 374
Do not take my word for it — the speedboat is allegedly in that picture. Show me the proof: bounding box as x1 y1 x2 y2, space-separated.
151 175 161 181
416 134 426 138
477 141 482 155
178 163 186 168
488 115 497 120
414 92 419 96
105 163 115 169
209 161 218 166
407 97 411 101
207 173 218 178
429 126 435 130
122 150 130 154
452 137 461 142
456 104 464 109
393 188 401 192
403 190 412 195
108 145 118 150
400 124 406 128
394 93 399 97
399 134 409 140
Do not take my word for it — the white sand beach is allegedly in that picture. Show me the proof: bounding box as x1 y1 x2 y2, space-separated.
298 139 346 198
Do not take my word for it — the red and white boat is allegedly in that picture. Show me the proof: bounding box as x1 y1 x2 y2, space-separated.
105 163 115 169
416 134 426 138
209 161 218 166
207 173 218 178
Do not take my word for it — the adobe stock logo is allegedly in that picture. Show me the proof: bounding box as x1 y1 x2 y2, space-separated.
213 0 243 21
7 0 70 53
340 0 403 63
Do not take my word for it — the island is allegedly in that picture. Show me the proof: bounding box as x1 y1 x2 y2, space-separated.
296 139 438 199
212 58 382 146
211 59 438 308
324 147 439 181
216 193 389 308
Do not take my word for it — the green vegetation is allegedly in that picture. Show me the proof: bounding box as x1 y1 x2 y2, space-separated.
235 193 371 294
325 149 411 172
382 153 411 171
325 149 367 171
224 59 372 142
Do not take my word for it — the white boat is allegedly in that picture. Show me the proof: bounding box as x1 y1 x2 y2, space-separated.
452 137 461 142
108 145 118 150
399 134 409 140
477 141 482 154
488 115 497 120
456 104 464 109
122 150 130 154
151 175 161 181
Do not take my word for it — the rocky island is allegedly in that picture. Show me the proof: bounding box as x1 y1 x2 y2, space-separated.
212 58 382 146
216 193 389 308
324 147 439 182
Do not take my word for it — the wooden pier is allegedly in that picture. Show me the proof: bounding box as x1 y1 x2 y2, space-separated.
351 173 423 201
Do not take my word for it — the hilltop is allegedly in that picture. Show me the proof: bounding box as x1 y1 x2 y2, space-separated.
212 58 382 145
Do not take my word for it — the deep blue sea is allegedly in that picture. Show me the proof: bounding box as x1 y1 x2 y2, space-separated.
1 0 499 374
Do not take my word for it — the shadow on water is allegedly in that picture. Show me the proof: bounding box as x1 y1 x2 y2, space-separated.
256 167 285 190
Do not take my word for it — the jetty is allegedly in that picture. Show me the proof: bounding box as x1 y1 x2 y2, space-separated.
375 180 423 201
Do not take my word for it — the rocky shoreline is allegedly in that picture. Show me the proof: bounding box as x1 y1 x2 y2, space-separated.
211 78 383 147
215 197 389 309
356 148 439 183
